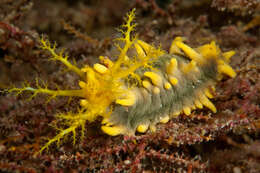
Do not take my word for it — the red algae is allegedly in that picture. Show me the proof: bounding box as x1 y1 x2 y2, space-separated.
0 0 259 172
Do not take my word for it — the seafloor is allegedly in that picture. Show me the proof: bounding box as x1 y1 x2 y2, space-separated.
0 0 259 172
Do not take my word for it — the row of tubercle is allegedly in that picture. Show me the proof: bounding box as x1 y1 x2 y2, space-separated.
80 37 237 136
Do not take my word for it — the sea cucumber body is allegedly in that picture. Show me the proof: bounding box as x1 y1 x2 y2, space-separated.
100 36 236 136
10 10 236 151
109 53 218 134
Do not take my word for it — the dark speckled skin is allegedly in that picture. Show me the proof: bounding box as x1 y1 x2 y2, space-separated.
109 53 218 133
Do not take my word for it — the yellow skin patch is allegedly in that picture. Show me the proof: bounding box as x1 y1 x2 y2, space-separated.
169 37 184 55
137 124 149 133
223 51 236 63
175 41 202 62
182 60 197 73
153 87 160 94
205 88 214 99
169 77 178 86
191 105 196 110
195 100 203 109
164 82 172 90
137 40 155 53
142 80 152 90
196 41 219 59
199 94 217 113
218 63 236 78
101 118 110 125
172 111 181 118
80 99 88 107
115 91 137 106
99 56 114 68
134 43 146 57
183 107 191 116
78 81 87 88
144 71 163 87
93 63 108 74
160 116 170 123
166 58 178 75
101 126 125 136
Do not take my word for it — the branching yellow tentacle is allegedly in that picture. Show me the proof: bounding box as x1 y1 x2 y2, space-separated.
38 111 88 153
112 9 137 73
40 37 84 78
9 84 84 101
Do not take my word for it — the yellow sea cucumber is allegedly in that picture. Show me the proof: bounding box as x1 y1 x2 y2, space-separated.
9 9 236 152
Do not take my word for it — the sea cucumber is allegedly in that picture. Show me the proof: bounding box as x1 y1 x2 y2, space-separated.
101 37 236 136
10 9 236 151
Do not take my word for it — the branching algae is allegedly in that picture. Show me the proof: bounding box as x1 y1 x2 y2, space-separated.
9 9 236 153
